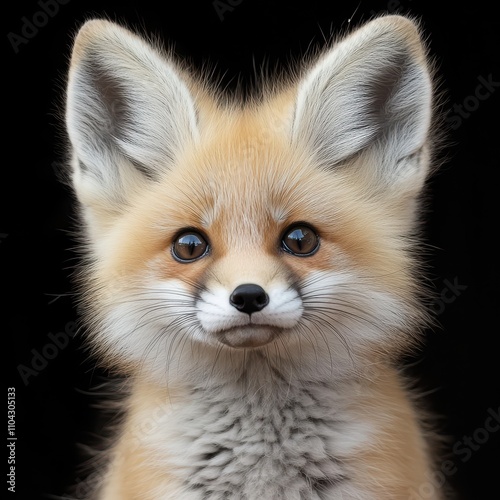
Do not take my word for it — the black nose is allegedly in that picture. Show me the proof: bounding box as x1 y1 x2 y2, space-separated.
229 284 269 315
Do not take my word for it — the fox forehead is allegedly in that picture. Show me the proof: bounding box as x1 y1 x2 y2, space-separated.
106 111 382 248
130 135 354 247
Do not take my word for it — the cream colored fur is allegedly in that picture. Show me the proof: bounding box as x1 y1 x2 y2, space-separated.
65 15 443 499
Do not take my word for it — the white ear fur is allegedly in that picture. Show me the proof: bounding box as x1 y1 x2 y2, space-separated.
65 20 199 209
291 15 433 186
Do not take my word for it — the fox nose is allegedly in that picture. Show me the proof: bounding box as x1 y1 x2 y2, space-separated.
229 284 269 315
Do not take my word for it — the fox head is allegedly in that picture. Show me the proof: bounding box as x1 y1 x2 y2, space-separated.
65 16 434 386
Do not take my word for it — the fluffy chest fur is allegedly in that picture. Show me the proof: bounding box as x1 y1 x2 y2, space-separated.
129 369 369 500
99 364 434 500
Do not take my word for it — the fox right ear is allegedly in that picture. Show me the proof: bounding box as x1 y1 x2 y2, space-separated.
65 20 199 218
291 16 433 191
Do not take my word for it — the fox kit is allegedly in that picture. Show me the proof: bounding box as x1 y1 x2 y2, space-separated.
65 14 443 500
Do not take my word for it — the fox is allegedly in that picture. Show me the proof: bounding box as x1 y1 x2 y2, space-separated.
63 14 445 500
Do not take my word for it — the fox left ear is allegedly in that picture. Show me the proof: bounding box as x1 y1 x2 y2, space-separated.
291 15 433 190
65 20 199 220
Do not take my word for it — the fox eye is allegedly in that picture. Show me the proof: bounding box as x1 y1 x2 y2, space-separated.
281 224 320 257
172 230 209 263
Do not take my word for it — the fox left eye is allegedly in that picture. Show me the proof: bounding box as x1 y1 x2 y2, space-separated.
172 230 209 262
281 224 320 256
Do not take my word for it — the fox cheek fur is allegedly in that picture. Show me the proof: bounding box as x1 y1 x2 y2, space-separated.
64 14 445 500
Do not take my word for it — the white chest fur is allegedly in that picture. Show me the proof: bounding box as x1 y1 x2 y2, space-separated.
129 366 373 500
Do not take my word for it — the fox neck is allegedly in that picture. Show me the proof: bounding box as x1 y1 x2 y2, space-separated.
133 335 373 394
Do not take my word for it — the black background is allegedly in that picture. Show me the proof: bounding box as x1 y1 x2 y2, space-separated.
4 1 499 499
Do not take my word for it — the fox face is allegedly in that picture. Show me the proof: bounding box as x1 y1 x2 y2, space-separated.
66 16 434 388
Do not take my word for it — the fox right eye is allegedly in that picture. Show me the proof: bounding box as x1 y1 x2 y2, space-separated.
172 230 209 263
281 223 320 257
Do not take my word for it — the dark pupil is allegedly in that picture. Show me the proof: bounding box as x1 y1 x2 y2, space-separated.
287 227 314 253
176 234 205 259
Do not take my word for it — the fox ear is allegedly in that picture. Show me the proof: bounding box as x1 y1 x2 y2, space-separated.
291 15 433 188
65 20 198 214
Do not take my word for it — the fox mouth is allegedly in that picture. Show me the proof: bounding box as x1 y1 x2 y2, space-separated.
216 325 282 349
